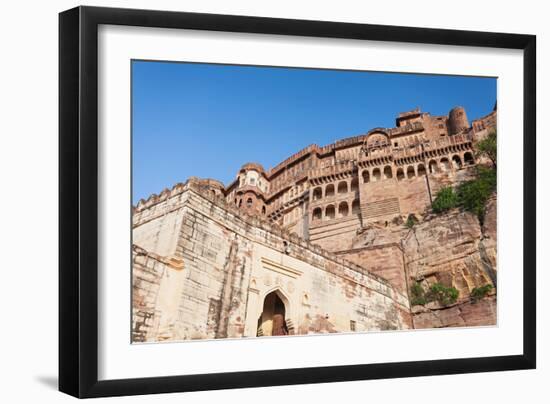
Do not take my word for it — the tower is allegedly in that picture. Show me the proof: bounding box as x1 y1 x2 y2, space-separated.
234 162 268 216
448 106 469 135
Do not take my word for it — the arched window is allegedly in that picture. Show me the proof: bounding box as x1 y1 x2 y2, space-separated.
383 166 393 179
338 201 349 217
417 163 426 176
238 199 242 207
429 159 438 174
452 155 462 169
246 198 253 207
337 181 348 194
234 198 237 205
325 205 335 220
350 178 359 192
312 207 322 221
325 184 335 197
372 168 381 181
407 166 415 179
362 170 370 183
440 157 450 172
262 206 266 215
312 187 322 200
352 199 360 214
397 168 405 181
464 152 475 165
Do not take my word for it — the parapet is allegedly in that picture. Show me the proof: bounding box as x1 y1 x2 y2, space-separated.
187 176 225 190
395 108 421 126
240 162 266 174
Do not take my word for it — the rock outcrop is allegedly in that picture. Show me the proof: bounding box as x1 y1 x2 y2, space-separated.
403 208 496 328
345 206 497 329
411 297 496 328
480 193 497 285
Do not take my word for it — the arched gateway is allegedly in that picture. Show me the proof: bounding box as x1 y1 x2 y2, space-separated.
257 290 289 337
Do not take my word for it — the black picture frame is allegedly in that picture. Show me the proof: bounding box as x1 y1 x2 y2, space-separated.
59 5 536 398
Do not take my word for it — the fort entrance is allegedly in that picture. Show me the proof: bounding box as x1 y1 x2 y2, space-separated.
257 290 288 336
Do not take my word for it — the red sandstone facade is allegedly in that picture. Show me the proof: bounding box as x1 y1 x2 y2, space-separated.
216 106 497 248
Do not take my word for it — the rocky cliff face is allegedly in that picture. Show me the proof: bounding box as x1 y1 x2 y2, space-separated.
345 198 497 329
480 194 497 285
402 208 496 328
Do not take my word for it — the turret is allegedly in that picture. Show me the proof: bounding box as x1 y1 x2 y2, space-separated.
234 162 268 216
448 106 469 135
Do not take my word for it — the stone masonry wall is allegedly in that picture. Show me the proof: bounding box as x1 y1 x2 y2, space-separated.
132 183 411 342
131 246 185 342
308 215 362 251
342 244 407 295
132 246 164 342
307 157 479 253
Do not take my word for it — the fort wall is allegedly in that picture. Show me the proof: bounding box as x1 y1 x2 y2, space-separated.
341 244 407 295
132 245 185 342
132 184 411 342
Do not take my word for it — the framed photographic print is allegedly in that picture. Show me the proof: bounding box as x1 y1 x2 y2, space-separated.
59 6 536 398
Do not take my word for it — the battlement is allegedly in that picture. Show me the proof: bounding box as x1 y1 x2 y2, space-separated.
308 160 357 184
254 106 472 190
398 108 421 119
267 144 318 177
390 121 424 136
333 134 369 150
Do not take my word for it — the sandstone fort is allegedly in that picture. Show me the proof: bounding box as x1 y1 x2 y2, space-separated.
132 104 497 342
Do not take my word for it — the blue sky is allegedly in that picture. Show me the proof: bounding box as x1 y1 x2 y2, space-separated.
132 60 496 202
